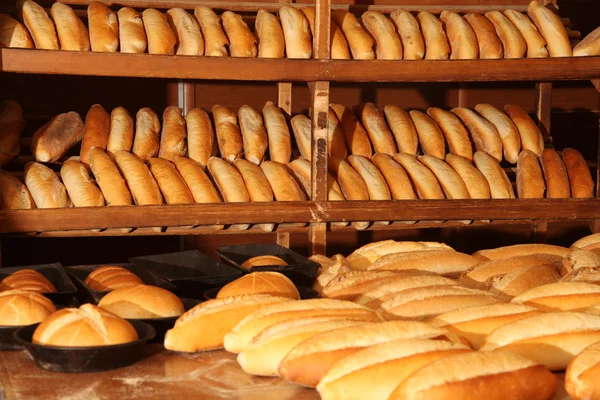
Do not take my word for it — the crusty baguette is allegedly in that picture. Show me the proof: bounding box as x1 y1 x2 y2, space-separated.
0 172 35 210
356 103 397 155
148 158 194 204
327 110 349 159
361 11 402 60
262 101 291 163
331 10 374 60
234 158 274 231
516 149 545 198
464 13 503 59
452 107 503 162
330 104 372 157
174 156 221 204
132 107 161 161
445 154 491 199
459 255 554 289
237 105 268 164
50 2 88 51
260 161 307 201
561 249 600 275
117 7 146 53
106 106 134 160
114 151 162 206
31 111 84 163
393 153 445 199
541 148 570 198
565 341 600 400
419 155 470 199
255 9 284 58
368 249 479 277
410 110 446 160
417 12 449 60
288 158 345 202
88 1 118 52
572 233 600 250
511 281 600 312
474 104 521 164
302 7 350 60
383 105 418 155
573 26 600 57
158 106 187 161
279 6 311 59
440 11 478 60
389 10 424 60
194 6 229 57
212 105 243 162
504 104 544 156
207 156 250 203
504 9 548 58
291 114 312 161
222 11 257 58
346 240 452 271
186 108 215 168
328 158 370 230
88 148 132 206
80 104 110 166
562 148 594 198
528 1 572 57
20 0 59 50
485 10 526 58
473 243 571 262
60 160 104 207
427 107 472 160
372 153 417 200
166 8 204 56
322 270 403 301
0 14 33 48
24 162 69 209
142 9 176 55
489 264 561 299
473 151 515 199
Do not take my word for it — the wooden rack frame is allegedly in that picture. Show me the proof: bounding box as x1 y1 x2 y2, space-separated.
1 0 599 257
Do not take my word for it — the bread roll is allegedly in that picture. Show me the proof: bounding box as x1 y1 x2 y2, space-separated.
50 2 88 51
114 151 163 206
241 255 287 269
459 255 554 288
0 100 25 166
60 160 104 207
516 149 545 198
474 104 521 163
117 7 146 54
427 107 472 160
185 109 215 168
33 303 138 347
389 10 424 60
361 11 402 60
88 1 118 52
158 106 187 161
0 290 55 326
98 284 184 319
440 11 478 60
541 148 570 198
504 10 548 58
279 6 311 59
464 13 503 59
105 106 134 160
393 153 445 199
489 264 561 299
221 11 256 57
173 156 221 204
31 111 84 163
0 269 56 293
409 110 445 159
485 11 527 58
562 148 594 198
419 155 470 199
165 8 203 56
194 6 228 57
23 162 68 209
260 161 307 201
383 105 418 155
207 156 249 201
346 240 451 271
237 105 268 164
326 110 349 159
291 114 311 160
574 26 600 57
573 234 600 250
348 155 390 204
445 154 491 199
330 19 351 59
511 282 600 312
262 101 291 163
255 9 284 58
85 265 143 292
0 172 34 210
452 107 503 162
234 158 274 231
143 9 176 55
212 105 243 162
528 1 572 57
566 341 600 400
372 153 417 200
504 104 544 156
218 272 299 299
0 14 33 48
356 103 397 155
148 158 194 204
132 107 160 161
287 158 340 200
368 249 479 277
473 243 571 262
89 148 132 206
331 10 374 59
417 12 449 60
389 351 556 400
473 151 515 198
20 0 58 50
322 270 401 301
329 104 372 157
81 104 110 165
328 158 370 228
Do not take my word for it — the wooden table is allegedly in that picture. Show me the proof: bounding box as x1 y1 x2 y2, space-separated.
0 346 320 400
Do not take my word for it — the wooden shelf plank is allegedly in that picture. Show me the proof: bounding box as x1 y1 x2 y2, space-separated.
2 49 600 82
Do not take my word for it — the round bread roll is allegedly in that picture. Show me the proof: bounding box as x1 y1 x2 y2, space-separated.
84 266 143 292
241 255 288 269
0 269 56 293
0 290 56 326
217 272 299 300
98 284 184 319
33 303 139 347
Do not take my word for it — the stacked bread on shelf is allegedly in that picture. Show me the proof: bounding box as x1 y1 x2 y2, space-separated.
1 1 598 59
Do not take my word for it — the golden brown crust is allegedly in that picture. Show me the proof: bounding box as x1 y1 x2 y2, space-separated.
262 101 291 163
361 11 402 60
148 158 194 204
445 154 491 200
0 14 33 49
541 148 571 198
562 148 594 199
255 9 284 58
384 105 418 155
440 11 478 60
485 10 526 59
356 103 397 155
107 106 134 160
132 108 161 161
61 160 105 207
221 11 256 58
20 0 59 50
88 1 118 52
142 9 176 55
464 13 503 59
504 104 544 156
279 6 312 59
50 2 88 51
516 149 545 198
194 6 229 57
80 104 110 165
24 161 70 209
427 107 472 160
158 106 187 161
0 172 35 210
528 1 572 57
451 107 503 162
114 151 163 206
417 11 449 60
166 8 204 56
31 111 84 163
504 9 548 58
212 105 243 162
331 10 374 60
330 104 372 157
390 10 424 60
186 108 215 168
118 7 146 54
393 153 445 200
88 148 132 206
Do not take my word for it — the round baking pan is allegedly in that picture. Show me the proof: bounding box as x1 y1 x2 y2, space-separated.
13 320 155 373
203 286 319 301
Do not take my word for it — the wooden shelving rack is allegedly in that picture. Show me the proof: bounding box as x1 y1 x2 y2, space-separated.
1 0 599 256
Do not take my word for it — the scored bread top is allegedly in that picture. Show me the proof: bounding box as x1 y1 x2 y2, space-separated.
511 282 600 303
430 303 538 326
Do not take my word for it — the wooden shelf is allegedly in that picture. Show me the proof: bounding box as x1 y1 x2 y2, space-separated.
2 49 600 83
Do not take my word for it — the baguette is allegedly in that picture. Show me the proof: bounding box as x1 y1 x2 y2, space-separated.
473 151 515 199
0 14 33 48
222 11 257 58
356 103 397 155
452 107 503 162
565 341 600 400
511 281 600 312
328 158 370 229
114 151 163 206
368 249 479 277
473 243 571 262
572 233 600 250
541 148 570 198
106 107 134 160
234 158 274 231
346 240 452 271
417 12 449 60
485 11 526 58
238 105 268 164
24 162 69 209
31 111 84 163
0 172 35 210
372 153 417 200
207 156 250 202
474 104 521 164
194 6 228 57
20 0 59 50
348 155 390 201
132 108 160 161
427 107 472 160
186 108 215 168
321 270 401 301
327 110 349 159
288 158 345 202
158 106 187 161
393 153 445 199
504 10 548 58
464 13 503 59
174 156 221 204
562 148 594 198
88 148 132 206
445 154 491 199
561 249 600 275
212 105 243 162
440 11 478 60
117 7 146 54
389 10 424 60
459 255 555 289
166 8 203 56
88 1 118 52
331 10 374 60
516 149 545 198
419 155 470 199
279 6 311 59
260 161 307 201
528 1 572 57
0 100 25 166
489 264 561 299
573 26 600 57
50 2 88 51
302 7 350 60
383 105 418 155
361 11 402 60
255 9 284 58
330 104 372 157
262 101 291 163
142 9 176 55
409 110 446 160
291 114 312 160
60 160 104 207
80 104 110 165
504 104 544 156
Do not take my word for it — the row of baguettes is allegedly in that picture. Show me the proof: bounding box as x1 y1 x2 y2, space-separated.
2 1 598 60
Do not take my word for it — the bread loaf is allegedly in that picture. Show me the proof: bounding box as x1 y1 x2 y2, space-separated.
328 158 369 229
562 249 600 276
541 148 570 198
356 103 397 155
346 240 451 271
459 255 555 288
440 11 478 59
260 161 307 201
279 6 311 59
24 162 69 209
427 107 472 160
117 7 146 53
383 105 418 155
572 233 600 250
158 106 187 161
372 153 417 200
368 249 480 277
221 11 256 58
194 6 228 57
212 105 243 162
464 13 503 59
331 10 374 60
241 255 287 269
31 111 84 162
528 1 572 57
504 10 548 58
238 105 268 164
489 264 561 299
348 155 390 202
218 272 299 300
186 109 215 168
85 265 143 292
504 104 544 156
50 2 88 51
511 282 600 312
81 104 110 165
393 153 445 199
99 284 184 319
330 19 351 60
0 290 55 326
207 156 249 202
327 110 349 159
0 100 24 166
445 154 491 199
321 270 401 301
89 148 132 206
573 26 600 57
473 243 570 262
417 12 450 60
389 10 424 60
114 151 163 206
0 172 35 210
474 104 521 163
473 151 515 198
234 158 274 231
20 0 59 50
409 110 446 159
485 11 527 58
61 160 104 207
148 158 194 204
562 148 594 198
517 149 545 198
174 156 221 204
255 9 284 58
330 104 372 157
88 1 118 52
132 107 161 161
361 11 402 60
0 14 33 48
419 155 470 200
565 341 600 400
0 269 56 293
288 158 345 202
262 101 291 163
33 303 138 347
164 8 202 56
452 107 503 162
106 107 134 159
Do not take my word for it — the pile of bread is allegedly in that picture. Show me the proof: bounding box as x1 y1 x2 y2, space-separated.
161 234 600 399
2 1 599 60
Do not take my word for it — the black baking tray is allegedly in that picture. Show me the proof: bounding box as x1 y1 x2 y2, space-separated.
0 263 78 306
203 286 319 301
130 250 243 299
13 320 155 372
216 244 320 287
65 263 176 304
0 325 27 351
